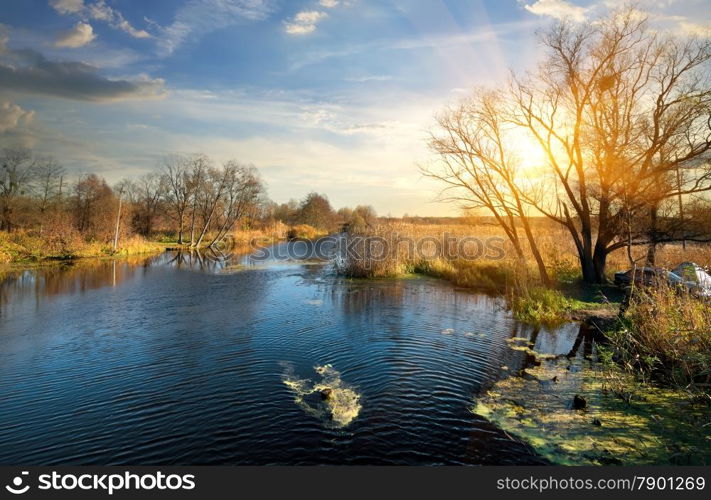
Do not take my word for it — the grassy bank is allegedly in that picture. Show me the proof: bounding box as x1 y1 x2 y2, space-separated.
0 222 322 268
0 230 167 265
335 222 627 325
472 283 711 465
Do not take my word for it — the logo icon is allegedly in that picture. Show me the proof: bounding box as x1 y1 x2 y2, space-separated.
5 471 30 495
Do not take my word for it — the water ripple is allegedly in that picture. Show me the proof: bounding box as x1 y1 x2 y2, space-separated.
0 253 549 465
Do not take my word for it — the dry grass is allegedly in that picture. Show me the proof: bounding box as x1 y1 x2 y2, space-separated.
337 221 520 279
341 220 710 279
338 220 710 328
287 224 327 240
230 222 289 252
609 285 711 389
412 258 515 291
0 230 165 264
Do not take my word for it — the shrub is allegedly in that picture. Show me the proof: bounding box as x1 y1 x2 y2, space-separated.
287 224 325 241
609 285 711 389
0 229 165 263
0 231 46 262
510 286 575 326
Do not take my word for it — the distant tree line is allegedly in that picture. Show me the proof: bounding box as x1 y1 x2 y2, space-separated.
0 148 377 249
270 193 377 234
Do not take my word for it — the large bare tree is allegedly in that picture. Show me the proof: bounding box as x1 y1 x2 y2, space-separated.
427 9 711 284
206 162 264 248
34 156 64 215
131 173 164 236
510 10 711 282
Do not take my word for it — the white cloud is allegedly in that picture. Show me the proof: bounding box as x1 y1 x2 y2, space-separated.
0 101 34 133
319 0 339 7
345 74 393 83
604 0 679 7
55 21 96 48
678 20 711 37
49 0 151 39
86 0 151 38
523 0 587 22
530 1 710 37
158 0 275 55
49 0 84 15
284 10 328 35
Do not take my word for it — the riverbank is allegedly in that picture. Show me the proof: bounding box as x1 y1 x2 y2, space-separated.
2 234 707 465
0 231 168 266
474 355 711 465
470 281 710 465
0 226 294 268
339 249 621 327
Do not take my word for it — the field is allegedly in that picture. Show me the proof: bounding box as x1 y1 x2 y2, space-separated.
340 219 711 284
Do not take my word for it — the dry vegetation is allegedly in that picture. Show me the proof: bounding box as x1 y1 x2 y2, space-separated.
608 285 711 389
0 229 165 264
338 219 710 327
339 220 711 281
0 146 369 266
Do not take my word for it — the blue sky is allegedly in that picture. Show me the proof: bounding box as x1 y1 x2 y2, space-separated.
0 0 709 215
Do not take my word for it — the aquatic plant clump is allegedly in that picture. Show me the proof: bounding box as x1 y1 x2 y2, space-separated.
282 364 362 429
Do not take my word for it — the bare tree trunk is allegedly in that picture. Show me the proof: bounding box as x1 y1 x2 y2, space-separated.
645 205 659 266
177 213 184 245
676 167 686 251
189 204 197 247
592 243 608 284
113 191 123 252
195 209 216 248
519 214 551 286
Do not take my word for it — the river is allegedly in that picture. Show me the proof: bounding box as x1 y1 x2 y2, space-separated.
0 244 592 465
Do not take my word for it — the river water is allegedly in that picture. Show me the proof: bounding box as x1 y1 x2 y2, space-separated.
0 244 589 465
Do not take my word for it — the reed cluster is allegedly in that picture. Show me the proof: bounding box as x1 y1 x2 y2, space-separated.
608 285 711 389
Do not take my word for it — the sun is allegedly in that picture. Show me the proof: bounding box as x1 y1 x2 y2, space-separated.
506 128 547 176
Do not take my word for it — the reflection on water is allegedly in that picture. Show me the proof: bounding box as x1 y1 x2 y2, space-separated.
0 257 153 317
0 249 589 465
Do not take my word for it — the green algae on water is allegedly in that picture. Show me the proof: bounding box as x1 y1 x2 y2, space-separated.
473 358 711 465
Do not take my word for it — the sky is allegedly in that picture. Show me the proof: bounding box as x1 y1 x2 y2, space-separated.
0 0 709 216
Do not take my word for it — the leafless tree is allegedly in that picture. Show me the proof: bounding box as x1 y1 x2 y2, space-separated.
161 155 192 244
510 10 711 282
427 9 711 284
206 162 264 248
131 173 164 236
0 147 36 230
34 156 64 215
193 164 229 248
424 90 552 285
187 155 210 246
